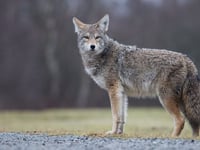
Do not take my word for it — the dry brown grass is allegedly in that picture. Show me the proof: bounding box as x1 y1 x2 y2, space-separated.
0 107 196 139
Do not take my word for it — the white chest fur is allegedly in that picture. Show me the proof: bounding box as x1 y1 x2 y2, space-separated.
91 75 107 89
85 67 107 89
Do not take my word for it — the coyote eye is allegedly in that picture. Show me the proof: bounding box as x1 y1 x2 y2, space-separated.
95 36 102 40
83 36 89 40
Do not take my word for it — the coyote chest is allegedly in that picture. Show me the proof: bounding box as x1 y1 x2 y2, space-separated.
85 66 107 89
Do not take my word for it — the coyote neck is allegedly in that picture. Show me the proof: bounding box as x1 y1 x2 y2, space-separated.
81 38 114 76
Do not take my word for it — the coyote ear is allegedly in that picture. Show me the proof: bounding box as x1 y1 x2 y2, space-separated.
72 17 86 33
97 14 109 32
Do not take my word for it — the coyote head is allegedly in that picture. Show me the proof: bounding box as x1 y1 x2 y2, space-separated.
73 15 109 55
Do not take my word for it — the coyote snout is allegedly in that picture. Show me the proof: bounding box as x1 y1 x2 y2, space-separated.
73 14 200 137
90 45 95 51
81 36 99 52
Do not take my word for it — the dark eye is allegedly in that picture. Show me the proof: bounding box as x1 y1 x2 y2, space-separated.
83 36 89 40
95 36 102 40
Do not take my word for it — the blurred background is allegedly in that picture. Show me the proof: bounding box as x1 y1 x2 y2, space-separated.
0 0 200 109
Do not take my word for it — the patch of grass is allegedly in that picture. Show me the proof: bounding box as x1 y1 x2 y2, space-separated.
0 108 196 139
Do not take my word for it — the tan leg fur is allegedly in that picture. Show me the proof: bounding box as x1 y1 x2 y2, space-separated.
106 81 127 135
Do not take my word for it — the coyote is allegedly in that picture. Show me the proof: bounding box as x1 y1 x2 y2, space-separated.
73 14 200 137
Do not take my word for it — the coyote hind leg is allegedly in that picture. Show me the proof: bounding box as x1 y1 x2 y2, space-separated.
188 120 199 137
159 95 185 137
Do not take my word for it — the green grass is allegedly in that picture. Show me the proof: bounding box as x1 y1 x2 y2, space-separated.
0 108 196 138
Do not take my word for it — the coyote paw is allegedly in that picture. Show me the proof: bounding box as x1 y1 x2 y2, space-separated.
105 130 123 135
105 130 116 135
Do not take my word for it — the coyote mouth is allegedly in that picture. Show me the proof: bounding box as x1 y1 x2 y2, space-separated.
90 49 95 52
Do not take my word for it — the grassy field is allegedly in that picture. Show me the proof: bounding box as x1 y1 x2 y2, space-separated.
0 108 195 138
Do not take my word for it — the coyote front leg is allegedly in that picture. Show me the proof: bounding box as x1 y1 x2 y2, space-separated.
106 83 128 135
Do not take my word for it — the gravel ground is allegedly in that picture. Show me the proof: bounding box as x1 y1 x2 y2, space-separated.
0 133 199 150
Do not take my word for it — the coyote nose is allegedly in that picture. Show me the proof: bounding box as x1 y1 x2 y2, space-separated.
90 45 95 50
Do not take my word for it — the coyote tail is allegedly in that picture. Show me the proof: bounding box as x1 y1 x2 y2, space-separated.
181 72 200 136
182 74 200 119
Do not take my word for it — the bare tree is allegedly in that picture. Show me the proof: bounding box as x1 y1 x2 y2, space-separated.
32 0 61 103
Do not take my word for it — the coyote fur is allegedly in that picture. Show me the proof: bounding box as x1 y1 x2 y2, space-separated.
73 14 200 137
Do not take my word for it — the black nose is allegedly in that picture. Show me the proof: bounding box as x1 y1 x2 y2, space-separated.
90 45 95 50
